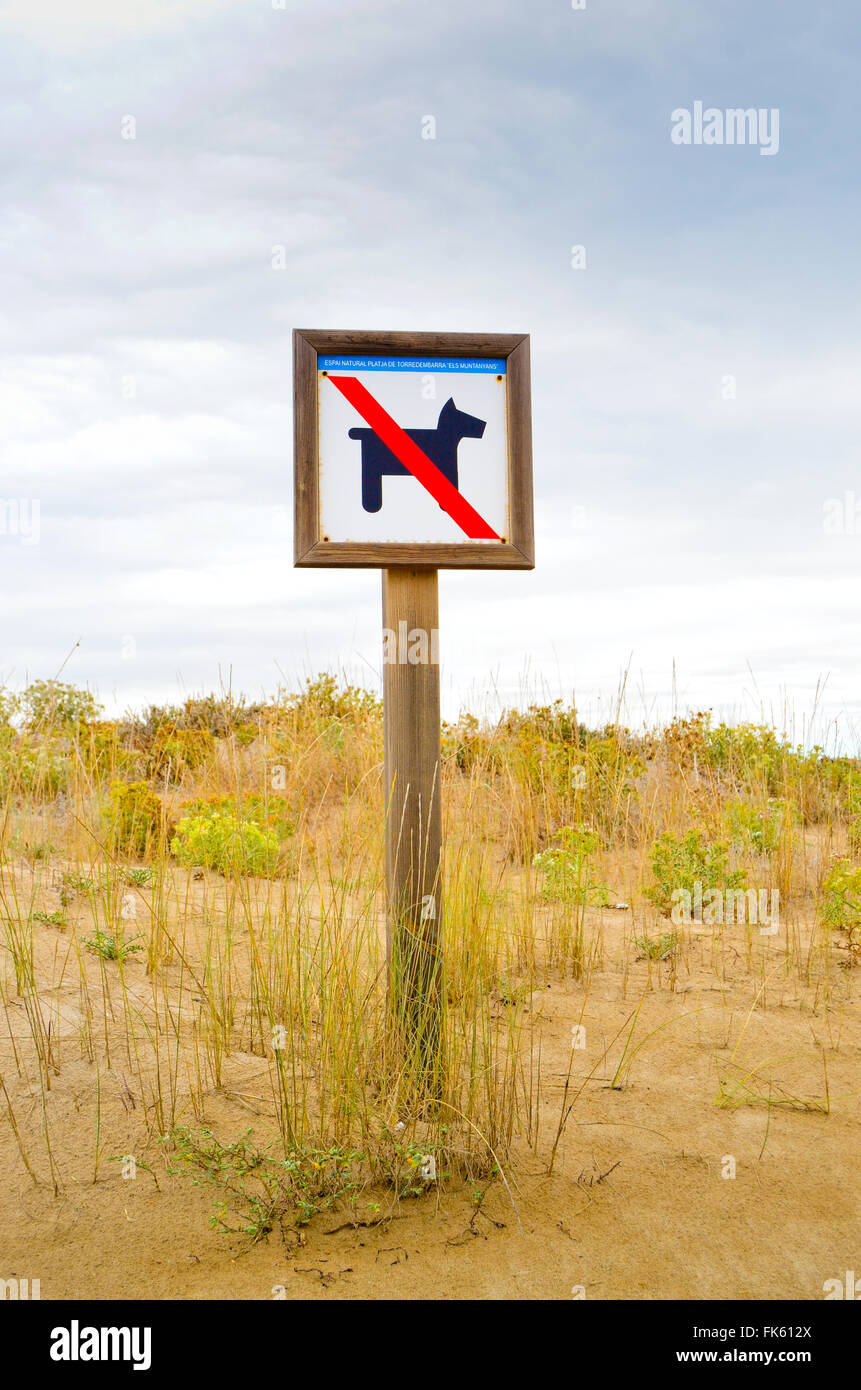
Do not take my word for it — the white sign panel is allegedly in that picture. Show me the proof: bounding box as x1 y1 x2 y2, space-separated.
317 355 509 545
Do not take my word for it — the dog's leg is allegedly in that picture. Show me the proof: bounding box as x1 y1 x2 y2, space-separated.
362 461 384 513
436 443 459 507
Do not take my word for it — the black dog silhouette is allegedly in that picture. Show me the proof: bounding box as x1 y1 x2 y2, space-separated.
349 397 486 513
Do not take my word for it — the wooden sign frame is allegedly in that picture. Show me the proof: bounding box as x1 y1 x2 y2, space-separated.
293 328 534 569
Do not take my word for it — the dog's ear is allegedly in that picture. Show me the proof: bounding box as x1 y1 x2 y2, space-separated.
439 396 456 419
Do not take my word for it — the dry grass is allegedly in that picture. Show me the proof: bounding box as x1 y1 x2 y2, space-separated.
1 677 859 1283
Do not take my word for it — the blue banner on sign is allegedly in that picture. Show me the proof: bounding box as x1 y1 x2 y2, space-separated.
318 356 506 374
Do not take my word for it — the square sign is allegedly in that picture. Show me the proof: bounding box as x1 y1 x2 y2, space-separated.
320 357 507 545
293 330 533 568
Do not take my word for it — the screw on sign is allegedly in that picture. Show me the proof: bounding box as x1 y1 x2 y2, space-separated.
293 330 534 1089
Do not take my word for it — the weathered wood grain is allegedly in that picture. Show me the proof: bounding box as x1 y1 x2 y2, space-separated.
382 566 443 1081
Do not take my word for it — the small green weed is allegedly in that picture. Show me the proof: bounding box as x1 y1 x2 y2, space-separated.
163 1128 365 1240
33 909 67 929
632 930 680 961
82 928 144 962
123 867 155 887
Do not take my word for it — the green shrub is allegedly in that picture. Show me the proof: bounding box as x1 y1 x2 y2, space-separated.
579 733 644 828
147 726 215 781
20 679 101 732
78 720 140 780
171 810 280 878
0 738 71 800
165 694 252 737
723 797 798 854
0 688 20 732
442 713 496 773
654 711 833 809
647 829 745 918
178 793 292 838
447 703 643 820
533 825 611 906
106 781 166 858
820 860 861 938
123 694 257 745
286 672 381 722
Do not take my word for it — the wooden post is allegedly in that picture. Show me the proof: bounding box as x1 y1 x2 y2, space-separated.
382 567 443 1087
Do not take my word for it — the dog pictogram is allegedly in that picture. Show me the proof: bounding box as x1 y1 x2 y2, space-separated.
348 397 487 514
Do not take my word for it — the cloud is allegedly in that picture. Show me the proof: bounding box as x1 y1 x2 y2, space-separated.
0 0 238 53
1 0 859 742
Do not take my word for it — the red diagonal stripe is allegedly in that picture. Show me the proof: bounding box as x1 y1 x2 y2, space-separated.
327 375 501 541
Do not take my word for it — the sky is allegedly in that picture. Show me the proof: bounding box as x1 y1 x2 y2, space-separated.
1 0 860 746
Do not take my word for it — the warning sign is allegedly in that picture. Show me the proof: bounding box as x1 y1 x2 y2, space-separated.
293 331 533 568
